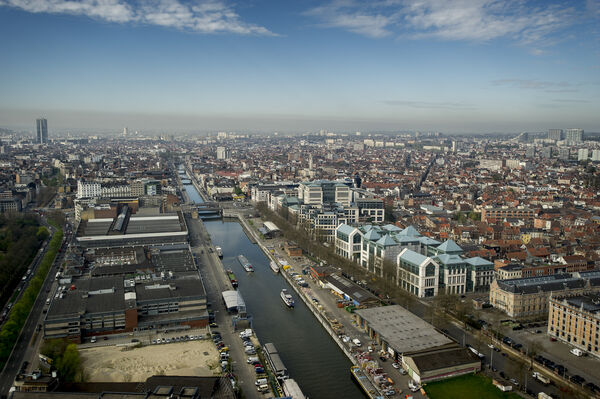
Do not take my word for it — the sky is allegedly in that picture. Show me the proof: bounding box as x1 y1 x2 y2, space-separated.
0 0 599 134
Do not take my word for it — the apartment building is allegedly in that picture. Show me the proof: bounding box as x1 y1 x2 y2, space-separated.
481 207 536 222
548 292 600 359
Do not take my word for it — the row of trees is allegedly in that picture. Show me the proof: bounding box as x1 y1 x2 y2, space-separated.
0 215 49 308
0 224 63 370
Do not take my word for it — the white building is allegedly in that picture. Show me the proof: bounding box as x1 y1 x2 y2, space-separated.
397 248 440 298
77 181 101 199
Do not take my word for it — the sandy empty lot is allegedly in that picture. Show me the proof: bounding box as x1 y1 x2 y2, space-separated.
80 340 220 382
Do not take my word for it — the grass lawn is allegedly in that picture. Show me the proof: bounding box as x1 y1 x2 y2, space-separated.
424 373 522 399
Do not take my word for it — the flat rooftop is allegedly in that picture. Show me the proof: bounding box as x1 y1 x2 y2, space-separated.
355 305 452 354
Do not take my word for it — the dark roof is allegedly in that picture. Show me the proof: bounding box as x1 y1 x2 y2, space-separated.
408 347 480 373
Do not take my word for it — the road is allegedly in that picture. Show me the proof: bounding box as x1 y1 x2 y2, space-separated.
0 226 66 397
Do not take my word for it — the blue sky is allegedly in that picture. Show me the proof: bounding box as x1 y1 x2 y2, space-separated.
0 0 599 133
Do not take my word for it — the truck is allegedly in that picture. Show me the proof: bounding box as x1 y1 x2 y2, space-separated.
570 348 584 357
532 371 550 385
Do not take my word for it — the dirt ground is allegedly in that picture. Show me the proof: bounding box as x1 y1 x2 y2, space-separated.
80 340 220 382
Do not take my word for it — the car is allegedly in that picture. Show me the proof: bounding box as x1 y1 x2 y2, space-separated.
509 378 519 386
392 362 400 369
379 356 387 362
90 336 97 343
131 338 140 343
165 338 171 343
210 322 218 328
151 339 157 344
352 338 362 347
408 380 421 392
487 344 495 349
255 367 265 374
253 363 263 369
219 347 229 353
342 335 350 343
570 375 585 385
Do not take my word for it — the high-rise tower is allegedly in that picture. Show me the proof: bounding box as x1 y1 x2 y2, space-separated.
36 118 48 144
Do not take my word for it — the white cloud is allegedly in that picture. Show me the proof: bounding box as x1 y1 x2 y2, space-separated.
304 0 396 38
306 0 579 47
0 0 274 35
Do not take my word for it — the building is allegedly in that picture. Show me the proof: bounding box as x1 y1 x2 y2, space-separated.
481 207 536 223
592 150 600 162
77 180 102 199
44 245 208 342
397 248 440 298
489 271 600 319
548 292 600 359
335 223 495 295
354 305 480 383
298 180 351 207
548 129 563 141
36 118 48 144
216 146 229 160
565 128 584 144
578 148 589 162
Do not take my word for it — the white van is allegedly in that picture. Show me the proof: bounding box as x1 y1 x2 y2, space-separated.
352 338 362 347
570 348 584 356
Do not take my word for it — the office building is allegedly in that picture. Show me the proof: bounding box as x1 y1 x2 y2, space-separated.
548 129 563 141
489 271 600 318
592 150 600 162
36 118 48 144
578 148 589 162
565 128 584 144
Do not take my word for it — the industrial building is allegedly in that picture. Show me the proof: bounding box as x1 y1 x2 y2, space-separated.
354 305 480 383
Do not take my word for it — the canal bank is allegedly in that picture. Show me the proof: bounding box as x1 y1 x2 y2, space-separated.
203 219 365 399
179 169 364 398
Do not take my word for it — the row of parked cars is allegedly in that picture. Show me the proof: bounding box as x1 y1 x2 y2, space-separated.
151 334 204 345
533 354 599 393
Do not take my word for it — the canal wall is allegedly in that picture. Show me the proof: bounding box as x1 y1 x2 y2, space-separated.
183 165 210 202
233 213 359 368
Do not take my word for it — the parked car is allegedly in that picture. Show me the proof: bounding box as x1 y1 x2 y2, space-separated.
408 380 421 392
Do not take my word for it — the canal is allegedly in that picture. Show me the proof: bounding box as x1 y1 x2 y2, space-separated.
180 168 363 398
204 219 363 399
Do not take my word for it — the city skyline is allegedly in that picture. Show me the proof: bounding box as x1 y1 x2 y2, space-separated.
0 0 599 133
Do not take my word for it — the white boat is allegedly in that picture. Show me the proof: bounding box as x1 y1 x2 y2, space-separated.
237 255 254 272
270 261 280 273
216 246 223 258
281 289 294 308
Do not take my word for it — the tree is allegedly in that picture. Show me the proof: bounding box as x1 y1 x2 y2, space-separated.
56 344 83 382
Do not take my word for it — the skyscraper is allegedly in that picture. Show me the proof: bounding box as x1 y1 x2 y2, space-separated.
548 129 563 141
565 128 583 144
36 118 48 144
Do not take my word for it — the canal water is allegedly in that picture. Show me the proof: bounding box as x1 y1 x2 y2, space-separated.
180 169 363 398
204 219 364 399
